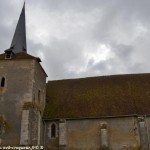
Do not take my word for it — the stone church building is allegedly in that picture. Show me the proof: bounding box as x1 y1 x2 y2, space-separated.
0 3 150 150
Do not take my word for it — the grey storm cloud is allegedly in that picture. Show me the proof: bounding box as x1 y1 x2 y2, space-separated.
0 0 150 80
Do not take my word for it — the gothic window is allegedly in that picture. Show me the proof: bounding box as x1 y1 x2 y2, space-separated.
48 123 57 139
1 77 5 87
51 123 56 138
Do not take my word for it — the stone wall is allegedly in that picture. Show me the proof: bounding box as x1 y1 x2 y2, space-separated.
33 60 46 114
20 110 29 145
0 59 34 145
67 118 138 149
19 107 42 146
138 116 149 149
28 108 39 145
59 119 67 148
19 59 47 146
44 121 59 149
44 116 150 150
0 58 47 146
32 60 47 145
143 116 150 149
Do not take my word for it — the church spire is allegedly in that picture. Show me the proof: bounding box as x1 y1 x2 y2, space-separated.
10 2 27 53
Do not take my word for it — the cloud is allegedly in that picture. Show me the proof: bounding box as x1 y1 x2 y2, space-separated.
1 0 150 80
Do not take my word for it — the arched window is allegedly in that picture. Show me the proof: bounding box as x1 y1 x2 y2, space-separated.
48 123 57 139
1 77 5 87
51 123 56 138
33 94 35 105
38 90 40 104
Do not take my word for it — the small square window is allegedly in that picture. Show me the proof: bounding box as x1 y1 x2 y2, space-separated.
5 53 12 59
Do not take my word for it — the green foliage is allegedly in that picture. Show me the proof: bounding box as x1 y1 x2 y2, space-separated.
0 115 11 132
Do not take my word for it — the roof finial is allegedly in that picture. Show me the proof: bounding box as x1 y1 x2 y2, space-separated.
10 2 27 53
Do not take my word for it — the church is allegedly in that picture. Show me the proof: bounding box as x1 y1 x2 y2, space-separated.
0 3 150 150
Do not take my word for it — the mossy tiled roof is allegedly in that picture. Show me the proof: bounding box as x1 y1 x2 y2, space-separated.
44 73 150 119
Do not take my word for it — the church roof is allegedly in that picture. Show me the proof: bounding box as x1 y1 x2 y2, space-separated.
44 73 150 119
10 3 27 53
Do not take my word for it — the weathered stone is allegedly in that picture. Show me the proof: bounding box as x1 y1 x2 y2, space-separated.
0 58 46 146
20 110 29 145
100 129 109 148
138 116 149 150
59 119 67 147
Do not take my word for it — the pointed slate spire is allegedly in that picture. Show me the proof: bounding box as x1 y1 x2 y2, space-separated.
10 3 27 53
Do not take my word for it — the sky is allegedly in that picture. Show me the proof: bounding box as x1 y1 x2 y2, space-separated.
0 0 150 80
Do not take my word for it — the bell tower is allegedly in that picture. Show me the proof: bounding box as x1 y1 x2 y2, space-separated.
0 3 47 146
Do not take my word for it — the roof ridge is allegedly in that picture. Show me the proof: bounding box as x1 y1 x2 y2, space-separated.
48 72 150 82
